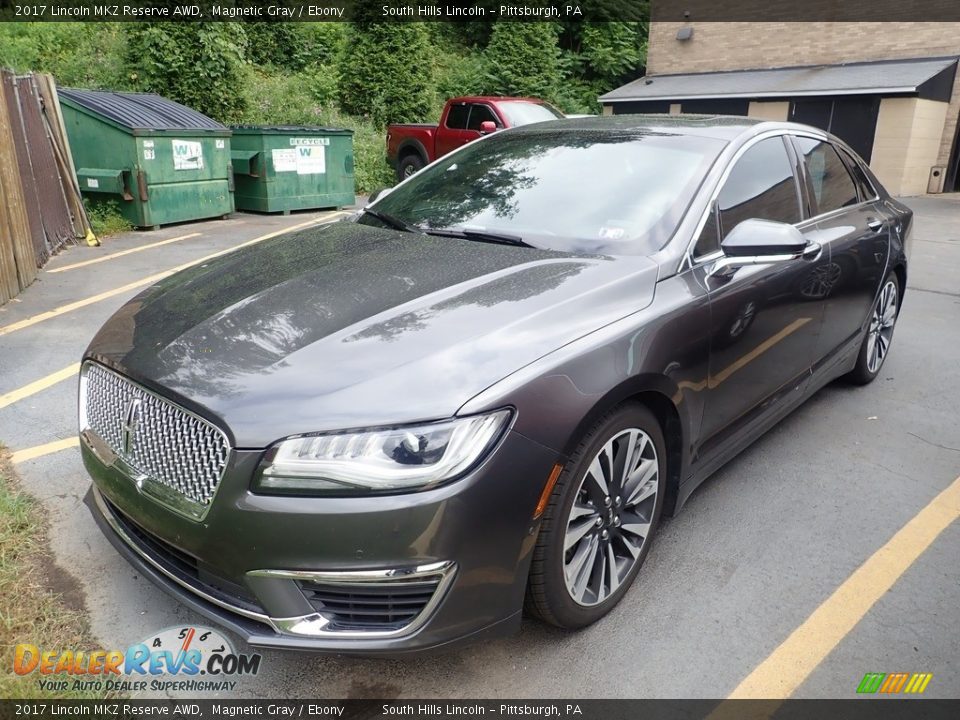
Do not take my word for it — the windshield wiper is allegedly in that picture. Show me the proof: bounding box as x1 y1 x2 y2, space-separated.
362 207 423 234
425 227 534 248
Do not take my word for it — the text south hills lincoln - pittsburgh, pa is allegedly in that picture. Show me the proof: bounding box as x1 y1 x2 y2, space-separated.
382 4 584 18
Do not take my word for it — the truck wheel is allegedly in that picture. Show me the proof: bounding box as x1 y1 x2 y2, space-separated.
398 154 425 182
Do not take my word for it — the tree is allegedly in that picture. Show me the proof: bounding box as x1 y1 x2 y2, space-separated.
337 22 433 125
483 23 562 101
125 23 248 122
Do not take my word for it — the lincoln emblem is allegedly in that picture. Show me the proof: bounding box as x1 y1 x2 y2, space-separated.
122 398 142 455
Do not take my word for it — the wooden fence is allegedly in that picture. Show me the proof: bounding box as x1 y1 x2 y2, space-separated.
0 71 92 305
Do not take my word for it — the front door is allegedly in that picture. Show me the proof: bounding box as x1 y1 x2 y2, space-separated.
437 102 471 157
691 135 828 460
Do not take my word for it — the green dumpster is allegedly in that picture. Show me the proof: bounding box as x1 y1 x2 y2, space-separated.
229 126 355 214
58 89 234 229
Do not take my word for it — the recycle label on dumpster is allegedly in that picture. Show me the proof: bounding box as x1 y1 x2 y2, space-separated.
295 145 326 175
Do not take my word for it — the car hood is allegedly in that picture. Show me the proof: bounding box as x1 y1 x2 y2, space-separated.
85 221 659 447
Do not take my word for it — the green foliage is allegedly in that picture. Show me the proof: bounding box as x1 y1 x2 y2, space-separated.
125 23 249 122
245 21 346 71
0 22 128 89
337 22 434 125
552 21 648 113
84 199 132 237
433 46 487 111
483 23 562 101
2 20 652 193
241 69 392 194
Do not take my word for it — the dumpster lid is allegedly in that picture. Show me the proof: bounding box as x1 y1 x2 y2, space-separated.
59 88 227 132
230 124 354 135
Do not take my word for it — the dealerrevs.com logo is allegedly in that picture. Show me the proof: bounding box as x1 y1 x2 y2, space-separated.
14 626 261 693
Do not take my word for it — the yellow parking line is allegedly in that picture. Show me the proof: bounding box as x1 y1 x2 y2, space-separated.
0 363 80 410
722 473 960 701
0 213 347 339
47 232 202 273
10 437 80 464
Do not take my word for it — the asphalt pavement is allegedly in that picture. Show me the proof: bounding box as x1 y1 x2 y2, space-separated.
0 199 957 699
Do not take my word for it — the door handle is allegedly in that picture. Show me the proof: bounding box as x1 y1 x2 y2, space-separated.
867 218 884 233
802 241 822 261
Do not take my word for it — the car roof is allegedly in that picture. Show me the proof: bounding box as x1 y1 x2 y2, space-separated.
510 113 769 141
448 96 548 104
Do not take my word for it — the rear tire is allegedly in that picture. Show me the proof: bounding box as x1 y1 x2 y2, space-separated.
846 270 900 385
397 154 425 182
526 404 666 629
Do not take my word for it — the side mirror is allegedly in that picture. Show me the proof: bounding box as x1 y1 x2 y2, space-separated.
479 120 497 135
710 218 820 279
368 186 393 204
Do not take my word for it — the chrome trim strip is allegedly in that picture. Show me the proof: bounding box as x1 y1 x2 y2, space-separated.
92 485 271 625
249 562 458 639
682 128 879 272
93 486 457 640
247 561 453 583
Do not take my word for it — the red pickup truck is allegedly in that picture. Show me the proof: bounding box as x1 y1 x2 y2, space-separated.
386 96 564 181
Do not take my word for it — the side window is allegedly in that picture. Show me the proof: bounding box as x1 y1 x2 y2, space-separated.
836 146 877 201
693 136 800 257
445 104 469 130
467 104 499 131
693 206 720 258
794 138 860 213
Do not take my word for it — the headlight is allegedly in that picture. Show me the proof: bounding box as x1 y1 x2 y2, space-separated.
254 410 512 494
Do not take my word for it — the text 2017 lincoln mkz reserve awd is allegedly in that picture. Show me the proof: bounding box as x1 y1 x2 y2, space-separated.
81 115 911 653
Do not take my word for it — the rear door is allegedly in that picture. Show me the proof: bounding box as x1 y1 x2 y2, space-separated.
789 135 891 368
691 135 829 461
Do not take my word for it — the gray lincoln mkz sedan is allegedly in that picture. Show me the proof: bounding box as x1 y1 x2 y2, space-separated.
82 115 911 653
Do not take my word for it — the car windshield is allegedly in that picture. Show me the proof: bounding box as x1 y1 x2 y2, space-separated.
497 101 565 126
367 128 726 255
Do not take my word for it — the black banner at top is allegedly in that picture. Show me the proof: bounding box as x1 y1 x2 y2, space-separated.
2 0 960 23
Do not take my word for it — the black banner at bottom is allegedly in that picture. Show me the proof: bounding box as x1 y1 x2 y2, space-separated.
1 699 959 720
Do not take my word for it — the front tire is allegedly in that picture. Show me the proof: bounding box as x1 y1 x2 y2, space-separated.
846 271 900 385
526 404 666 629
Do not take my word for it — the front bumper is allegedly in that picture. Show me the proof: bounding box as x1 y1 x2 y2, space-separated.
84 430 556 654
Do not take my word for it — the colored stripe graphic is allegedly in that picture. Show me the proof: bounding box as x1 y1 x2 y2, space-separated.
880 673 909 693
857 673 885 693
905 673 933 694
857 672 932 694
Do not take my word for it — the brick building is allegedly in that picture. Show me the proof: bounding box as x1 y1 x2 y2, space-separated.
599 22 960 195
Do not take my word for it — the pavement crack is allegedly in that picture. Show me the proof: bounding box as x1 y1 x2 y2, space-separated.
906 285 960 298
863 459 921 483
908 432 960 454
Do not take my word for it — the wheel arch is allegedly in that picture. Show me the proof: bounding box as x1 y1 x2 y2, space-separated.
558 374 689 517
891 262 907 310
397 139 428 165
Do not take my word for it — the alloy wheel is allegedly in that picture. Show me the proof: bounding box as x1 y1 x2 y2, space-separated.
866 279 898 373
563 428 659 606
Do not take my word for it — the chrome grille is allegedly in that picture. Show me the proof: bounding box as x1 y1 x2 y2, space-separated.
81 363 229 507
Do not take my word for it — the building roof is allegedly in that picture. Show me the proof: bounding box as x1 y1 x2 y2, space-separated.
58 88 226 132
600 56 958 103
